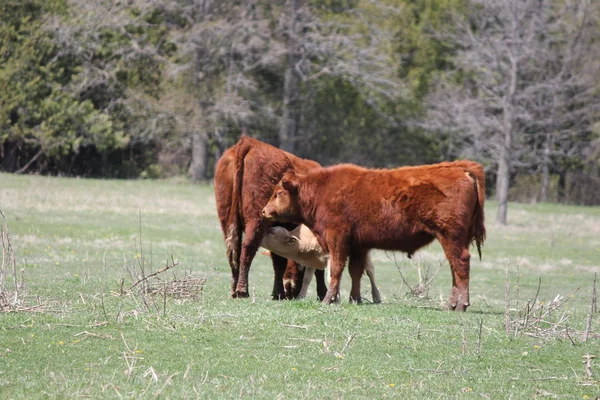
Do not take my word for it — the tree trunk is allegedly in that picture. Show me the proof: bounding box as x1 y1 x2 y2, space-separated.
540 133 551 202
279 0 302 153
496 56 518 225
496 138 511 225
558 170 566 203
1 141 19 172
189 131 208 182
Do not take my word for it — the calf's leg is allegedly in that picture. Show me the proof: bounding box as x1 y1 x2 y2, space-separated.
348 251 368 304
439 236 471 311
365 254 382 304
322 237 348 304
297 267 314 299
314 269 328 301
273 253 293 300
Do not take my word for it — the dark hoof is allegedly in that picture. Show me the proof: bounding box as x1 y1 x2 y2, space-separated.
271 292 286 301
349 296 362 304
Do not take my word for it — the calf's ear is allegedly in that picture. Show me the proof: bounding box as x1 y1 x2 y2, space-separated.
281 178 299 193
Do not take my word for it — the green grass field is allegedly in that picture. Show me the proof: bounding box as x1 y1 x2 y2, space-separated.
1 172 600 399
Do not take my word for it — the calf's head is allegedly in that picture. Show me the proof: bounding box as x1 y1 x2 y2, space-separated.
261 173 302 223
261 226 302 257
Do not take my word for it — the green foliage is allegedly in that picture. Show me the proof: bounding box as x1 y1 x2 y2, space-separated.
394 0 467 99
509 174 560 203
0 0 127 171
304 77 440 167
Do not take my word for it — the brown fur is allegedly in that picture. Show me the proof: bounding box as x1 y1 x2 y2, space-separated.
214 135 326 299
262 160 486 310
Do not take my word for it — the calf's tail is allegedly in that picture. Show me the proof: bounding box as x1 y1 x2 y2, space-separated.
466 165 486 260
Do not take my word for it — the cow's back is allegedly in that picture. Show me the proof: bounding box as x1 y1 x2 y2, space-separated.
237 137 320 222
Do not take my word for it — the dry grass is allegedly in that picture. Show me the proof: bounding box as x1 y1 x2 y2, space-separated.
390 252 442 300
1 209 23 311
504 261 600 344
0 209 48 313
118 216 208 316
125 255 207 301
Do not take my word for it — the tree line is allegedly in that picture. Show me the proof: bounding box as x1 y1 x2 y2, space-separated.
1 0 599 223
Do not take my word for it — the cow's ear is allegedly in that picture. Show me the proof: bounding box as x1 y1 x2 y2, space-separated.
285 236 298 245
281 178 299 193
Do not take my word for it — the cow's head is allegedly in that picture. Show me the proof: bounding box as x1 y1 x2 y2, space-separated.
261 172 302 222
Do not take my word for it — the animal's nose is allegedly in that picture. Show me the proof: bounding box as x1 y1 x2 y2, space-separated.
261 209 266 217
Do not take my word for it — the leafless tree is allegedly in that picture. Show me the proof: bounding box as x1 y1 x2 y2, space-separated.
530 1 600 201
424 0 600 224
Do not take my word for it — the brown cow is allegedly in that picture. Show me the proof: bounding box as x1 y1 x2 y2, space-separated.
214 135 327 300
262 161 485 311
262 225 381 303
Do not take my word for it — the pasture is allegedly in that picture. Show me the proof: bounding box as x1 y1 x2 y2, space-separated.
1 172 600 399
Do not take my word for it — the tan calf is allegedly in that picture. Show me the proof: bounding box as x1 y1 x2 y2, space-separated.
261 225 381 303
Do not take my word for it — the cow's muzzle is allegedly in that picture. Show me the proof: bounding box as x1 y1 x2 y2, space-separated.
261 208 272 219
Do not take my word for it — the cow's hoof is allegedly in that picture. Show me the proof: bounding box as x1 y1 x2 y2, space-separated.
234 290 249 298
322 294 340 305
349 296 362 304
321 296 334 305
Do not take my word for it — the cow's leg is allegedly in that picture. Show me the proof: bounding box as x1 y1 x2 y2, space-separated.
314 269 328 301
297 267 314 299
322 238 348 305
224 224 242 298
272 253 291 300
365 254 382 304
439 236 471 311
348 251 368 304
229 264 239 298
234 220 264 298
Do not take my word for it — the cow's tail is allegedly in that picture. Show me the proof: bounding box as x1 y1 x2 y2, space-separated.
466 164 486 260
226 135 253 269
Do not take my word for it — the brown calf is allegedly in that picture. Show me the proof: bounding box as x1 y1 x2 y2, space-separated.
214 135 327 300
262 161 485 311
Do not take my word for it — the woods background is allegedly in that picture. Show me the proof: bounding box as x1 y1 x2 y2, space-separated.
2 0 600 223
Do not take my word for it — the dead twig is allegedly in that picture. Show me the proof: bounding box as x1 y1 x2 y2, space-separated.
504 259 510 335
389 252 441 298
74 331 115 340
583 354 596 379
476 319 483 355
280 324 309 330
129 256 180 291
334 333 356 358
